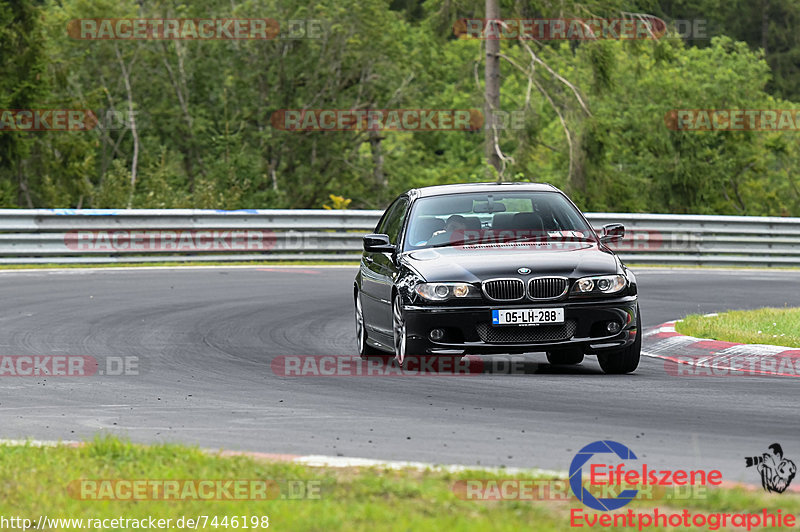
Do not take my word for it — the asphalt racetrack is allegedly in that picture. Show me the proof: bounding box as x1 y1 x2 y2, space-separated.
0 266 797 483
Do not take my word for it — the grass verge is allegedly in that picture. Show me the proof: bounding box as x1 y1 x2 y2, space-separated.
1 438 799 531
676 307 800 348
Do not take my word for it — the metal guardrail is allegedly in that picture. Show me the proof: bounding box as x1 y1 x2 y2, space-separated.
0 209 797 266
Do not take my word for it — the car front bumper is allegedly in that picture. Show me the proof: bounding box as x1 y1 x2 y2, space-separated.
403 296 638 355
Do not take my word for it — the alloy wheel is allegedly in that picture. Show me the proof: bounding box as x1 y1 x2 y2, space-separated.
392 296 406 365
355 294 366 354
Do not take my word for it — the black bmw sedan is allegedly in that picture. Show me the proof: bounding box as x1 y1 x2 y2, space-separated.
354 182 641 374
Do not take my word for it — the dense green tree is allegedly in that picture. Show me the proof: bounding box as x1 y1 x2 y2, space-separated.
637 0 800 100
0 0 797 216
0 0 49 206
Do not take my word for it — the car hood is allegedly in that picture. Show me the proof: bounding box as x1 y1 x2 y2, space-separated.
401 242 620 282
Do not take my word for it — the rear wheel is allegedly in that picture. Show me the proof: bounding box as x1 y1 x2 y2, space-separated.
597 306 641 374
356 292 391 361
546 348 584 365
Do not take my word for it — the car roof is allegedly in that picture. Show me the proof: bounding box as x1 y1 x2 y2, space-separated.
409 182 560 198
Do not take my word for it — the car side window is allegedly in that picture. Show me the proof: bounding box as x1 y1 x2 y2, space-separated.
378 198 409 245
375 199 398 235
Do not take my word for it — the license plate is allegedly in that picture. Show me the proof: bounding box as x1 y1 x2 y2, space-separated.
491 308 565 326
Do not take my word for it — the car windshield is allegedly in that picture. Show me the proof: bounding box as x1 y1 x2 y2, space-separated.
403 191 596 251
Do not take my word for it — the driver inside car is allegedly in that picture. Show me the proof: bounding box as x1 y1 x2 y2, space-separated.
427 215 469 246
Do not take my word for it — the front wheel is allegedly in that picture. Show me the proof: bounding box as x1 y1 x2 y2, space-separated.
392 294 421 369
597 306 641 374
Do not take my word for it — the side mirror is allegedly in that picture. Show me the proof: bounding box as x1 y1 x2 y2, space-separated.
600 223 625 244
363 233 395 253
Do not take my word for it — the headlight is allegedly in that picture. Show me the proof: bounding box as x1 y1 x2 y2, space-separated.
415 283 480 301
572 275 626 295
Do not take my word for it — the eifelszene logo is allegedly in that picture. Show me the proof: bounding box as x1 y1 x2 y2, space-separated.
745 443 797 493
569 440 722 511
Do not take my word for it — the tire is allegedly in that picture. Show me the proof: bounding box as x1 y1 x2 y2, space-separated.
597 306 641 374
392 294 420 369
355 291 391 361
546 348 584 365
